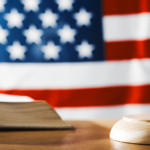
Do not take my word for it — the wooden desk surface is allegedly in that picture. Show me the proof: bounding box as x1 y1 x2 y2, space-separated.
0 120 150 150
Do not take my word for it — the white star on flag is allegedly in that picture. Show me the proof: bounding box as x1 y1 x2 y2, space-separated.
56 0 74 11
41 42 61 60
74 8 93 27
4 9 25 28
57 25 77 43
0 0 6 12
23 25 43 44
0 26 8 44
7 41 26 60
21 0 41 12
76 40 95 59
39 9 58 28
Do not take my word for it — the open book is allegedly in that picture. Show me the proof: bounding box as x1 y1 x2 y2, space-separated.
0 94 74 129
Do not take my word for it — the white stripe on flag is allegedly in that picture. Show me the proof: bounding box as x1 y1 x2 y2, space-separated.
55 104 150 120
103 13 150 41
1 59 150 89
0 94 34 102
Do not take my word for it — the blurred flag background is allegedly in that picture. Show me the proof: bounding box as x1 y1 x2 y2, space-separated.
0 0 150 119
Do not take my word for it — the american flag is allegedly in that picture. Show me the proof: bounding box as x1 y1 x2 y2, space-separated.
0 0 150 119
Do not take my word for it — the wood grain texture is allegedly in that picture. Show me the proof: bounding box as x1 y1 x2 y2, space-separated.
0 101 73 129
0 120 150 150
110 114 150 144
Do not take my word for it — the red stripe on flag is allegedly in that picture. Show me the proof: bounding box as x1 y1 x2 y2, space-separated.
106 40 150 60
1 85 150 107
103 0 150 15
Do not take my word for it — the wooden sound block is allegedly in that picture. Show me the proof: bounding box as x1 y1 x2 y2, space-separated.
110 114 150 144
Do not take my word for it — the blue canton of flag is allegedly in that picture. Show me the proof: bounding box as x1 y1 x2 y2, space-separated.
0 0 104 63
